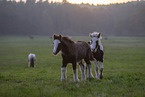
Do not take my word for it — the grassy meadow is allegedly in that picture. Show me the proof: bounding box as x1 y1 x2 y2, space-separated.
0 36 145 97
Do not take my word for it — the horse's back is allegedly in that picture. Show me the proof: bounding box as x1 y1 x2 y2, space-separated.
75 41 92 61
76 41 90 48
75 41 90 52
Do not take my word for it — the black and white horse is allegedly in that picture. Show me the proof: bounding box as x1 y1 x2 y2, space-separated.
89 32 104 79
53 34 94 82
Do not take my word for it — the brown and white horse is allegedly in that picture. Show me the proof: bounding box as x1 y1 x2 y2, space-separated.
89 32 104 79
53 34 94 82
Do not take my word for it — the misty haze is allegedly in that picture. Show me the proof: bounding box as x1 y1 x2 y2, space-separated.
0 0 145 36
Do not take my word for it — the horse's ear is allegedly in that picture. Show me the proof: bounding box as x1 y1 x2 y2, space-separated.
53 34 56 39
98 33 101 38
59 35 62 39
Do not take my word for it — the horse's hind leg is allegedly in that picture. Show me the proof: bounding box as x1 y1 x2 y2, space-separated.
84 59 94 79
87 64 94 79
100 62 104 79
84 63 87 79
94 59 100 79
72 62 79 82
79 61 86 81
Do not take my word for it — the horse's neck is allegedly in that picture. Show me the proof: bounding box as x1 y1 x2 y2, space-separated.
98 40 103 51
61 41 73 55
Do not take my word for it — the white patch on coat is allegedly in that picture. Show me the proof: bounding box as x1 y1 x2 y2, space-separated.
73 69 79 82
89 32 102 39
100 62 104 69
90 37 103 51
98 40 103 51
28 53 36 62
94 59 100 79
89 32 103 51
53 39 61 54
90 37 99 50
61 67 66 81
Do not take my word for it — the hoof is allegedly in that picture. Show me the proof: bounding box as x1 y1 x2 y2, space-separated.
88 72 94 79
74 79 80 82
81 75 86 81
61 78 66 82
81 78 86 81
96 76 100 80
88 75 94 79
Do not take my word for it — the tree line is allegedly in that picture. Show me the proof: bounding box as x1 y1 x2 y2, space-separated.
0 0 145 36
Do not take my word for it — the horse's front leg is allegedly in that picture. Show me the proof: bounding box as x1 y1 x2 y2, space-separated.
72 62 79 82
79 61 86 81
94 59 100 79
61 60 67 81
100 62 104 79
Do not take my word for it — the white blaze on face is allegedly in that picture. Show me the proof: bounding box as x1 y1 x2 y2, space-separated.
90 37 99 51
53 39 61 54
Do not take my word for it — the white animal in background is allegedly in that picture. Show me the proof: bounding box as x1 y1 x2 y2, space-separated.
28 53 36 67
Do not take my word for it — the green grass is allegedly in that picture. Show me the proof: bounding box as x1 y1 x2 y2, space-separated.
0 36 145 97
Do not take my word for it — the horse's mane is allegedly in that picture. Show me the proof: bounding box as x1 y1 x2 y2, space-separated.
62 36 74 43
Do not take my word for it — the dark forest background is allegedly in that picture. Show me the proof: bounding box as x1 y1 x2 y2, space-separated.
0 0 145 36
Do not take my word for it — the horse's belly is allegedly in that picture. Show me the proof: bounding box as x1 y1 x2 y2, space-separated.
76 55 85 62
62 55 76 63
76 50 86 62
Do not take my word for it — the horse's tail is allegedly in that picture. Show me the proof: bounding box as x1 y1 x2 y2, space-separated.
88 47 94 61
30 57 34 67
